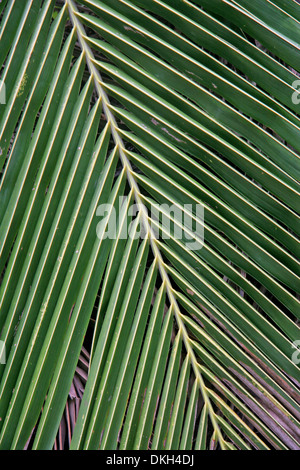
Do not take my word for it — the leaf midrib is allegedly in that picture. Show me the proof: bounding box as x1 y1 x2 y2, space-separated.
66 0 227 448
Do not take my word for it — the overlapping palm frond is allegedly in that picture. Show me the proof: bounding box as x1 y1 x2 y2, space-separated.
0 0 299 450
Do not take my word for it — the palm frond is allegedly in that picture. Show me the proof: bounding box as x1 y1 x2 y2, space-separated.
0 0 299 450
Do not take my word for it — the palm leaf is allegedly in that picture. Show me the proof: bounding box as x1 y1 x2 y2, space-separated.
0 0 299 450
